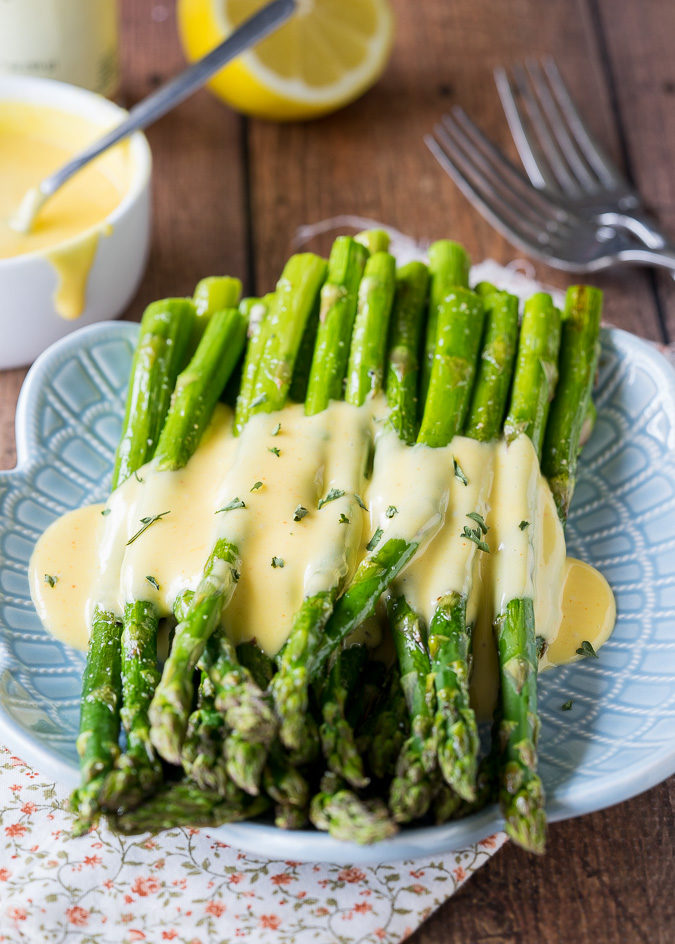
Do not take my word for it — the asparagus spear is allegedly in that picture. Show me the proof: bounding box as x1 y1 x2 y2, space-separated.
271 241 394 761
367 666 409 780
388 596 437 821
385 261 430 443
191 275 242 352
110 781 270 835
427 287 519 804
304 235 368 413
233 294 273 436
101 307 249 810
72 299 196 829
318 644 369 789
310 772 397 844
542 285 603 522
419 240 470 405
493 291 563 853
354 228 391 254
181 673 230 795
150 254 326 764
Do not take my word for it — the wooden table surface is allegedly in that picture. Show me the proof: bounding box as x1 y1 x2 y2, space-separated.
2 1 674 941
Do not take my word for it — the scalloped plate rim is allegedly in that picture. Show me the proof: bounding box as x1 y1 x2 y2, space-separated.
0 319 673 864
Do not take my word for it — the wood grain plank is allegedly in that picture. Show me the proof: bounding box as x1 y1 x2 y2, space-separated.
591 0 675 340
246 0 663 340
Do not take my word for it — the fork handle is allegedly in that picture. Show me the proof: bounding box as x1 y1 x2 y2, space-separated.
617 245 675 274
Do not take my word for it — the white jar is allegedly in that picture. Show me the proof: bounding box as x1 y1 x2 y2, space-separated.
0 0 119 97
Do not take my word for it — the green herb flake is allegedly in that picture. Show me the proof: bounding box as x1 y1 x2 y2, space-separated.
536 635 548 660
576 640 598 659
466 511 488 534
216 497 246 514
293 505 309 522
146 575 160 591
250 481 263 492
268 446 281 457
519 520 530 531
318 487 345 509
43 574 58 588
134 470 144 484
339 513 350 524
453 458 468 486
126 511 171 546
233 569 241 582
561 700 573 711
460 525 490 553
271 556 285 569
100 508 111 516
385 505 398 519
271 422 281 436
354 494 369 512
366 527 383 552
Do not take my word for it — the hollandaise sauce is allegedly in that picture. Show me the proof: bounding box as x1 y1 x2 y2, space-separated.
30 396 616 713
0 100 131 317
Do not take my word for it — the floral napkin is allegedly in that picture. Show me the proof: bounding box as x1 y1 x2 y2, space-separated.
0 747 504 943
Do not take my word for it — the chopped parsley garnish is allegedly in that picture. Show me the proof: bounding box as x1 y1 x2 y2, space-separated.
339 513 350 524
271 556 285 569
134 470 144 484
216 497 246 514
354 494 369 512
453 458 468 486
101 508 111 516
233 569 240 583
466 511 488 534
250 393 267 409
250 481 263 492
576 640 598 659
460 525 489 553
561 700 573 711
536 635 548 660
318 487 345 509
385 505 398 519
271 422 281 436
126 511 171 546
146 575 160 591
268 446 281 457
293 505 309 522
366 527 383 552
43 574 58 588
519 520 530 531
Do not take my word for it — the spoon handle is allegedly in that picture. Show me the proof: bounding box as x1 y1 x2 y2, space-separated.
40 0 296 199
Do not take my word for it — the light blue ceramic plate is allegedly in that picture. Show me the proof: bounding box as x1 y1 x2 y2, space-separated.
1 321 674 864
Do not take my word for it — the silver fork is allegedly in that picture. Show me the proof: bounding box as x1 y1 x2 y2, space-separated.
494 57 674 253
424 109 675 274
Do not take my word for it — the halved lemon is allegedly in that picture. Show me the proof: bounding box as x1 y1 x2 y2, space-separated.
177 0 395 121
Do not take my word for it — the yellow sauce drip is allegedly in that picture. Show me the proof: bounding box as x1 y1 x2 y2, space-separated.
29 398 617 703
0 101 132 317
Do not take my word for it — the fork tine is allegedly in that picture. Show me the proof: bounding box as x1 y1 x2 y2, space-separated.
524 58 600 193
425 127 563 257
494 65 561 193
433 122 552 242
448 107 573 222
510 62 582 196
542 57 627 190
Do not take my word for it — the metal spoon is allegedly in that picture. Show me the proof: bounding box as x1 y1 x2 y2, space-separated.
10 0 296 234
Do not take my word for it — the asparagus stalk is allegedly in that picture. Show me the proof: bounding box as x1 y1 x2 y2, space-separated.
354 228 391 255
309 772 397 844
233 295 273 436
367 666 409 780
191 275 242 352
419 240 470 406
101 307 249 809
272 240 394 761
72 299 196 829
542 285 603 522
150 255 326 765
385 261 430 443
318 644 369 789
427 287 519 804
110 781 269 835
493 291 564 853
